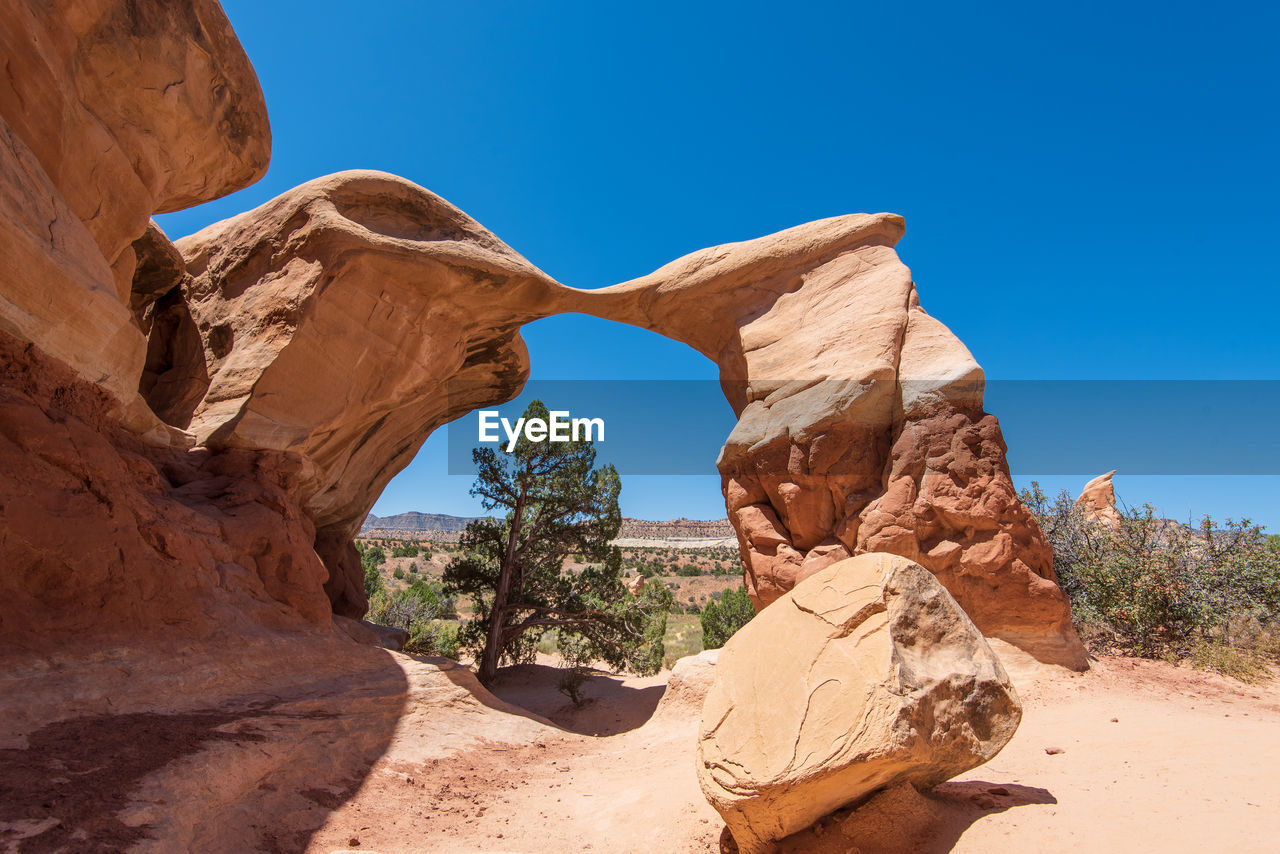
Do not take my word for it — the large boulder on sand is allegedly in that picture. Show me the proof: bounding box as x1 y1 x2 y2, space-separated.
697 553 1021 854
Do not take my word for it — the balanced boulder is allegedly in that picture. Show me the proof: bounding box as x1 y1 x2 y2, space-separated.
697 553 1022 854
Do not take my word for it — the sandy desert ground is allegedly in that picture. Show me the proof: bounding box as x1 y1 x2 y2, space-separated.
3 639 1277 853
299 651 1280 854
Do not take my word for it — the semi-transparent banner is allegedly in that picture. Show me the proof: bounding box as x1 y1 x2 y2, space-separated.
444 380 1280 475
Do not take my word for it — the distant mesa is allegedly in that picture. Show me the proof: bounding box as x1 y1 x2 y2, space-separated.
361 512 482 534
618 517 735 540
360 514 742 540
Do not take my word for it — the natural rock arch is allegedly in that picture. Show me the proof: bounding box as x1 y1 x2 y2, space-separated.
0 0 1084 670
140 170 1084 667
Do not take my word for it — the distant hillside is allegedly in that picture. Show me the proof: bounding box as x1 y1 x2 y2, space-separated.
362 512 733 541
618 517 734 539
362 512 481 533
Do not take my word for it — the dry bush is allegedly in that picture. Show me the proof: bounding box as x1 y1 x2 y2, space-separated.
1022 483 1280 678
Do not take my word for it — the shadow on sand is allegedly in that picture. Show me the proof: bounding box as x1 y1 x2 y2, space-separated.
0 639 410 854
486 662 666 736
751 779 1058 854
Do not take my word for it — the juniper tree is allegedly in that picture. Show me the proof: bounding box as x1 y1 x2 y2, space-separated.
444 400 670 685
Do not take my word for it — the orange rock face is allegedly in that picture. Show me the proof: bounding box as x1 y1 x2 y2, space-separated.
0 0 295 646
0 0 268 438
0 327 331 644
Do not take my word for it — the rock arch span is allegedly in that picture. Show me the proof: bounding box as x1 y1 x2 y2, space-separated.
145 171 1084 668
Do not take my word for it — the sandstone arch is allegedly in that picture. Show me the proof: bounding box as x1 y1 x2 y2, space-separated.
138 170 1083 667
0 0 1084 670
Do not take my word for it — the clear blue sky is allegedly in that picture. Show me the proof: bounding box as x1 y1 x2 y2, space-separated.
157 1 1280 530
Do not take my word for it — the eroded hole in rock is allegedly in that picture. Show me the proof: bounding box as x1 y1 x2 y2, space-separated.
208 323 234 359
139 289 209 428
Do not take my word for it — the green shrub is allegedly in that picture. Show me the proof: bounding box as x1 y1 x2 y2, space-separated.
676 564 701 577
392 567 405 580
358 542 386 599
557 664 590 706
404 621 461 659
404 579 458 618
535 630 559 655
662 614 704 668
1189 637 1273 683
700 586 755 649
368 581 457 633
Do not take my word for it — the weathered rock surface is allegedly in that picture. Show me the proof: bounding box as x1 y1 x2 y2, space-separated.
0 327 332 643
0 635 556 852
0 4 1088 850
168 170 571 614
697 553 1022 854
0 0 269 437
1077 470 1122 528
578 218 1086 667
653 649 719 720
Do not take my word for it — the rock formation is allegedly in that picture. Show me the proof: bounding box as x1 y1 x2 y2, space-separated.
0 4 1089 851
0 0 337 645
1077 470 1123 528
0 0 1084 674
577 219 1087 667
0 0 269 440
652 649 720 720
697 553 1022 854
165 170 569 614
0 329 333 641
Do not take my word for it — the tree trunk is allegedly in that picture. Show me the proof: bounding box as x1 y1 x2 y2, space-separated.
478 490 526 685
